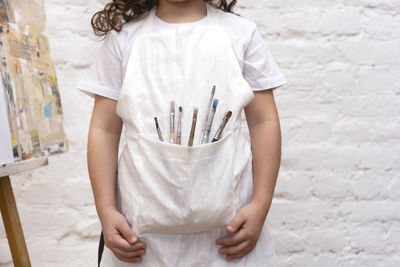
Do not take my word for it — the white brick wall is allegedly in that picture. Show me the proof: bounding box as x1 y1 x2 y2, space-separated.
1 0 399 266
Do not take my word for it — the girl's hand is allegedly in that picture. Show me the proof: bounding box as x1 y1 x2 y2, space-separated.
100 207 146 263
215 200 268 261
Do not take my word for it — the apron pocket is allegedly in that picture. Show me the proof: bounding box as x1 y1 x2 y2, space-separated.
130 129 240 236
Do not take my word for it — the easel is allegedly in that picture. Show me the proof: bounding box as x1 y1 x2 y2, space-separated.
0 157 48 267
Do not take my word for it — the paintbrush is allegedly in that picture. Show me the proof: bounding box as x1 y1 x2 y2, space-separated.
203 99 219 143
154 117 163 141
200 85 216 144
170 100 175 143
188 107 198 147
176 106 182 145
212 111 232 142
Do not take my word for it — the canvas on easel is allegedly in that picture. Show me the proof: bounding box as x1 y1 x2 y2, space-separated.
0 0 68 165
0 1 67 265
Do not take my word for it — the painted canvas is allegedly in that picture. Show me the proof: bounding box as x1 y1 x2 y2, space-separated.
0 0 68 165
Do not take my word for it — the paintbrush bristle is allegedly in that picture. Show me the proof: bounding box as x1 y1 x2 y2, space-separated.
226 111 232 118
179 106 182 112
170 101 175 113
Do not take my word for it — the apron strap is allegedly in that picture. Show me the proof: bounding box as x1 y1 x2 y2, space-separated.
142 2 218 33
97 230 104 267
206 3 218 26
142 7 156 32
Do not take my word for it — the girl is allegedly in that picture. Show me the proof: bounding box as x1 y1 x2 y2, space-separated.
77 0 286 266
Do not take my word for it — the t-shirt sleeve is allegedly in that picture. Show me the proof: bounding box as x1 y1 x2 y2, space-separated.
243 25 287 91
76 30 123 101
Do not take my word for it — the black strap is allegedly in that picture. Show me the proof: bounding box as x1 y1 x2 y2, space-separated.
98 230 105 267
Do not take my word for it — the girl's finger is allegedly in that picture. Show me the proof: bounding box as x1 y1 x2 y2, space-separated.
127 243 146 253
107 233 131 251
115 254 142 264
120 241 146 252
116 219 138 245
219 240 248 255
113 246 146 258
226 211 247 233
216 229 247 246
108 233 144 251
226 246 253 261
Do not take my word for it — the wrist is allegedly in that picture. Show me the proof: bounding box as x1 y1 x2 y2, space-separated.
250 197 272 217
97 205 117 221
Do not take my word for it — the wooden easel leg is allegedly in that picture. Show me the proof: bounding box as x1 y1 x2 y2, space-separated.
0 176 31 267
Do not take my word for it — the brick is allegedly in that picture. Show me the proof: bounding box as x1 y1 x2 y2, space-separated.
0 241 12 265
311 253 341 267
321 11 362 35
274 171 312 200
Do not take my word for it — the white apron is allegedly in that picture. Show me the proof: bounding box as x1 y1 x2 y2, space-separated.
101 3 276 266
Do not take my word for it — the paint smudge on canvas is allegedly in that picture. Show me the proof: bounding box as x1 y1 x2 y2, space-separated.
0 0 67 162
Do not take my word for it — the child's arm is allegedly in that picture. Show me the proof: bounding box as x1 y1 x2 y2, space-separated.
216 89 281 261
88 95 146 263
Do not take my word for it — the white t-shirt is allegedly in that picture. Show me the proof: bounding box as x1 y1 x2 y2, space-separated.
77 8 287 101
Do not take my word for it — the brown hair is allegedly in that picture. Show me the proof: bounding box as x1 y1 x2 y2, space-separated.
91 0 238 36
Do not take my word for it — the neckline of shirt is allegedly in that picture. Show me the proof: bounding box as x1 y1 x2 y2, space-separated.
154 9 216 28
